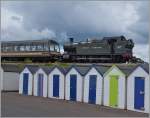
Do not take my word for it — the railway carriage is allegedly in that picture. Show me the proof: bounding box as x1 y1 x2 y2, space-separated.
1 39 61 62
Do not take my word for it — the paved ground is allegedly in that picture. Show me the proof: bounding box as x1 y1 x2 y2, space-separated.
1 92 149 117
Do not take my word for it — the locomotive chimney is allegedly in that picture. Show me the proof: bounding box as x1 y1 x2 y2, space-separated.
86 38 90 42
69 38 74 44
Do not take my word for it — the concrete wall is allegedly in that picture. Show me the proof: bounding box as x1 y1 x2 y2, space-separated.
2 72 19 91
1 67 4 91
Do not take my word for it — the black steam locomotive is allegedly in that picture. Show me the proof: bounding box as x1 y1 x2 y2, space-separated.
1 36 136 63
63 36 134 63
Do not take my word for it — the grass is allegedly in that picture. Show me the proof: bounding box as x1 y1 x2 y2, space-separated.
44 62 70 68
2 61 140 69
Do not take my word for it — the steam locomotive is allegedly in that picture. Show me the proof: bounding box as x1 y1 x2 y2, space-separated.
1 36 136 63
63 36 134 63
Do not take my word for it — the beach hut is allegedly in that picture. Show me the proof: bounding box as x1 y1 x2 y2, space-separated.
48 66 65 99
127 63 149 113
83 65 109 105
33 67 50 97
65 65 85 102
1 64 21 91
19 65 38 95
103 65 126 109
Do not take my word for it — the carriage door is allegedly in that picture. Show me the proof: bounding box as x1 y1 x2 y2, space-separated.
89 75 97 104
109 75 118 107
70 74 77 101
134 77 145 110
23 73 29 95
53 75 60 97
37 73 43 96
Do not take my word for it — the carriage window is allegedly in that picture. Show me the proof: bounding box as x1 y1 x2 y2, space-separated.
20 46 25 51
31 45 36 51
50 44 55 51
36 45 43 51
25 45 30 51
5 46 11 51
43 44 49 51
14 46 19 51
55 45 59 52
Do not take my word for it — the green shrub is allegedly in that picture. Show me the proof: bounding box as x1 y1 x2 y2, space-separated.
24 58 32 63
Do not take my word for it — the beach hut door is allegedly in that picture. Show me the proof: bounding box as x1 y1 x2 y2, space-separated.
53 75 60 97
109 76 118 107
23 73 29 95
70 74 77 101
134 77 145 110
88 75 97 104
37 74 43 96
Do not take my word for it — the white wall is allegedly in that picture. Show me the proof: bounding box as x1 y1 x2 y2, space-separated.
1 67 4 91
83 67 103 105
65 68 83 102
48 68 65 99
103 67 126 109
19 68 33 95
33 68 48 97
127 66 149 113
3 72 19 91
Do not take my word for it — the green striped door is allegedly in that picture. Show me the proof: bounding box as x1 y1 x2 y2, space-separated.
109 75 118 107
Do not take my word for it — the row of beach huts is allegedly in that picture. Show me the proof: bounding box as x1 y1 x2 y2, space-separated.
1 63 149 113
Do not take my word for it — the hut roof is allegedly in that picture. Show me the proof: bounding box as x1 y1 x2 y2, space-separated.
139 62 149 74
25 65 39 74
50 65 66 74
95 65 111 76
65 65 89 76
75 65 90 76
117 64 138 77
40 66 53 75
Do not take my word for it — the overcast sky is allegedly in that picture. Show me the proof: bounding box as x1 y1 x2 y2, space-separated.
1 1 149 62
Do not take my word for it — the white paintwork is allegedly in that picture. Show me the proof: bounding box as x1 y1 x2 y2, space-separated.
48 67 65 99
1 67 19 91
83 67 103 104
127 66 149 113
19 67 33 95
33 68 48 97
103 66 126 109
1 67 4 91
65 68 83 102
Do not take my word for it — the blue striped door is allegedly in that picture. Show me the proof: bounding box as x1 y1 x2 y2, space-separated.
53 75 59 97
23 73 29 95
70 74 77 101
134 77 145 110
37 74 43 96
89 75 97 104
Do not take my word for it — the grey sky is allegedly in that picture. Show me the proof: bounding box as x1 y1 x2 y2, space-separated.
1 1 149 62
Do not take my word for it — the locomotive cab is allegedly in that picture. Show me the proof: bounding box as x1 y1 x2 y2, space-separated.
125 39 134 49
